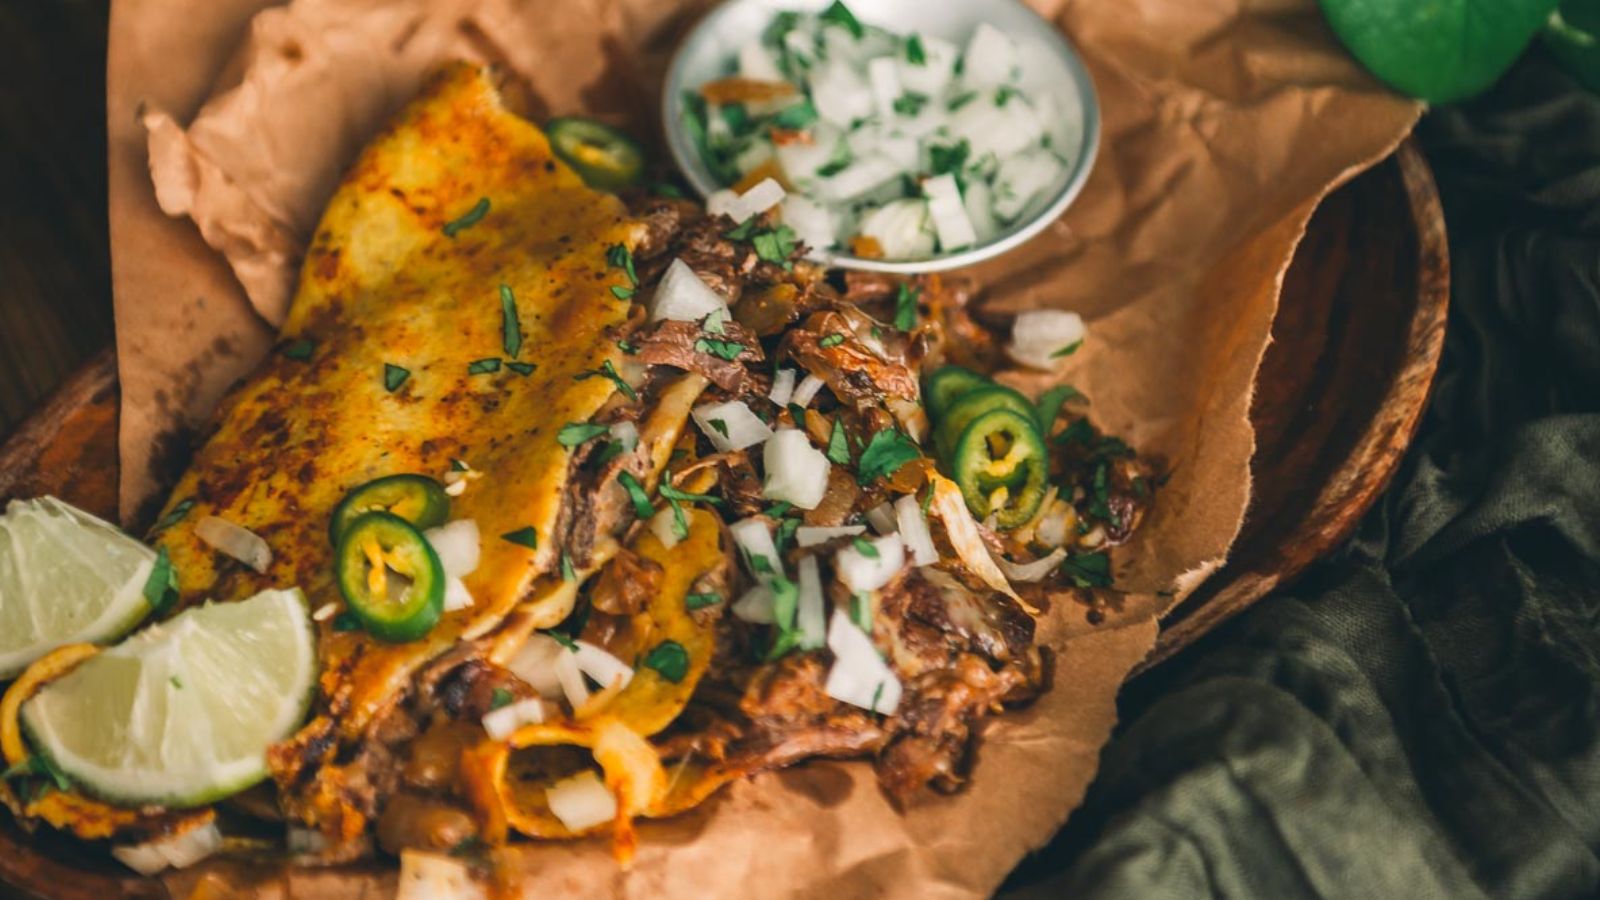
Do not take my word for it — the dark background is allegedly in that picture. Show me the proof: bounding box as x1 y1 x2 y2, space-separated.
0 0 112 439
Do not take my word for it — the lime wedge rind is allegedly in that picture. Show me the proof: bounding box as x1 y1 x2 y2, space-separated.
20 588 317 809
0 497 158 679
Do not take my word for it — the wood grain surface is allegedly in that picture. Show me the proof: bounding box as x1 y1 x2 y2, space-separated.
0 0 114 437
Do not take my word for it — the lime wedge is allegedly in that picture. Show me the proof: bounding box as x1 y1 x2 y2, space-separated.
19 588 317 808
0 497 158 678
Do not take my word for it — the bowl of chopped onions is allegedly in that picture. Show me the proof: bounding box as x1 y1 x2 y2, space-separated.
663 0 1099 273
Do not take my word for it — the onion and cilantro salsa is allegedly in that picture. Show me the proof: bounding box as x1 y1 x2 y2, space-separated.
683 1 1081 260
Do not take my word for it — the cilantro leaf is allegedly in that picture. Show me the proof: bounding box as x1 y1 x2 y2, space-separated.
558 422 609 447
282 338 315 361
827 418 851 465
467 358 501 375
906 34 927 65
154 498 196 532
752 225 798 269
642 640 690 683
856 429 921 484
1034 384 1083 431
442 197 490 237
694 337 747 361
141 546 178 615
574 359 637 401
617 471 655 518
606 244 639 286
851 536 879 558
660 483 724 506
506 361 536 376
383 363 410 392
501 527 539 549
819 333 846 349
819 0 864 38
894 282 920 331
685 591 722 610
1060 551 1112 588
489 687 513 710
500 284 522 358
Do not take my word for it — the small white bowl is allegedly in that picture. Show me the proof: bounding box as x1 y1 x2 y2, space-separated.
662 0 1100 274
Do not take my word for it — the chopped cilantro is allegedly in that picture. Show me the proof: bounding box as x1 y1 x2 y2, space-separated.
827 418 851 464
667 497 690 540
819 0 864 38
764 501 793 518
383 363 410 392
694 337 746 361
929 140 970 176
597 440 629 465
500 284 522 358
704 307 727 334
948 91 979 111
617 471 655 519
771 575 799 631
542 628 578 652
851 536 879 558
170 675 183 690
616 338 639 354
995 85 1022 107
141 547 178 615
818 333 846 349
574 359 637 401
558 422 609 447
648 181 685 199
506 361 536 376
707 417 731 439
1034 384 1083 431
870 681 885 713
606 243 639 286
775 517 800 554
892 91 929 116
906 34 927 65
561 552 577 582
467 358 501 375
282 338 315 360
154 498 196 532
816 157 851 178
333 612 362 632
787 403 808 428
725 219 758 241
501 526 539 549
1052 339 1083 358
451 458 470 472
894 283 920 331
752 225 799 269
1060 551 1112 588
685 591 722 610
771 99 819 131
442 197 490 237
851 591 873 631
660 483 723 506
489 687 514 710
1056 417 1095 445
642 640 690 683
611 284 636 301
856 429 920 484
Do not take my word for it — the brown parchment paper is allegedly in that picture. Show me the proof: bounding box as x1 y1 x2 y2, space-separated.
103 0 1420 895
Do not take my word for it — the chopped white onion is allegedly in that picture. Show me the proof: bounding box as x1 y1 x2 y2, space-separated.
780 195 840 259
796 524 867 547
608 420 640 453
815 154 901 203
397 850 485 900
761 429 831 510
555 649 592 710
768 368 798 406
962 22 1023 88
865 502 898 535
194 515 271 573
948 92 1043 161
442 576 475 612
730 517 782 582
775 125 845 182
1035 498 1074 548
722 177 787 224
894 494 938 567
929 475 1018 599
112 822 222 875
962 179 1002 243
858 198 935 259
649 506 683 549
731 583 776 624
996 547 1069 583
693 399 774 452
650 259 727 323
706 188 740 219
895 34 958 96
1007 310 1087 370
790 373 826 408
738 43 785 81
286 825 326 855
573 640 634 692
923 173 977 251
810 58 873 127
795 555 827 649
506 634 566 699
993 148 1065 223
834 533 906 593
867 56 903 120
824 609 901 715
545 770 617 833
312 602 339 622
425 519 480 578
481 697 547 740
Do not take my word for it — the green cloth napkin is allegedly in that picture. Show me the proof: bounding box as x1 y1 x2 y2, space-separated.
1004 50 1600 899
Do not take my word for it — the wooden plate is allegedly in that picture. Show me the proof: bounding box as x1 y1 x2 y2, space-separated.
0 139 1448 896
